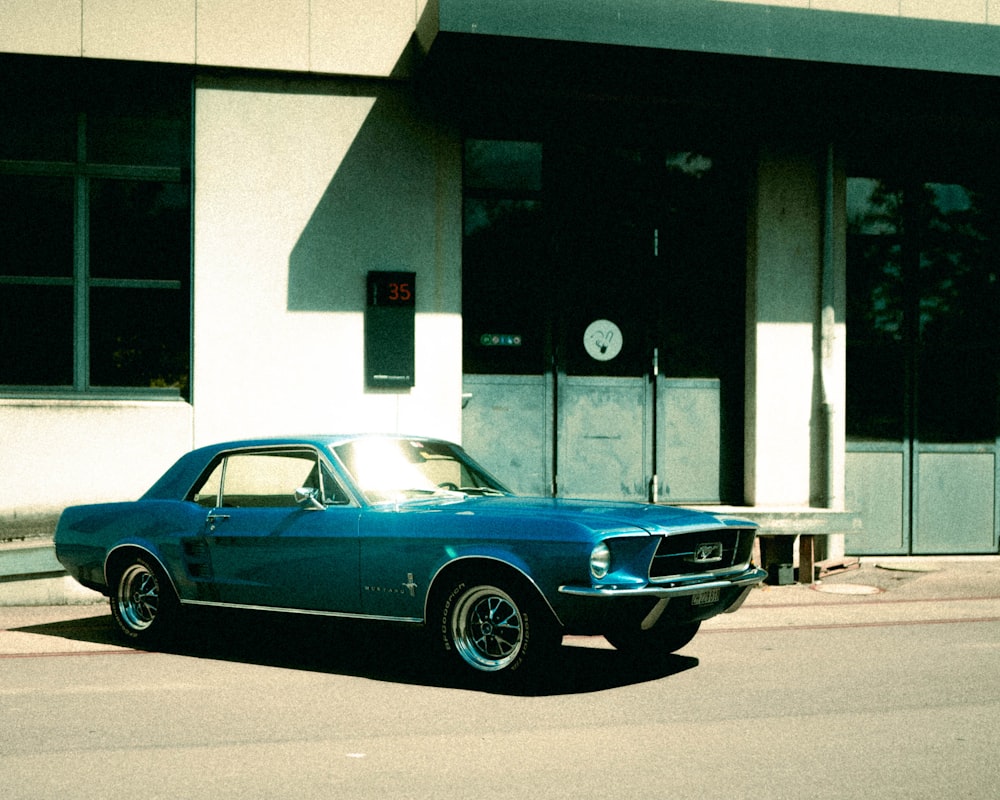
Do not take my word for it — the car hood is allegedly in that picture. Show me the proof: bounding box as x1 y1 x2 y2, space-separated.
390 494 752 535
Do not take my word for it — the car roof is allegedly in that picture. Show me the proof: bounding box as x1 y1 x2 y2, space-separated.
141 434 452 500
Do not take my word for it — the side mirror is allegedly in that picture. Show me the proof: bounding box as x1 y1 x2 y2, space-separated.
294 487 325 510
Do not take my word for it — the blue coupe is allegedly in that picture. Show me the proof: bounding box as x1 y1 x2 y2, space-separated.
55 435 766 680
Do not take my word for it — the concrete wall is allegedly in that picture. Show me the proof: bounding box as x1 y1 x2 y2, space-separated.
192 75 463 446
0 74 462 525
0 5 463 529
0 1 431 76
0 399 193 527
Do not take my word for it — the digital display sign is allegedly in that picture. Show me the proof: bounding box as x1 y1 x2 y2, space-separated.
365 271 415 390
367 271 415 308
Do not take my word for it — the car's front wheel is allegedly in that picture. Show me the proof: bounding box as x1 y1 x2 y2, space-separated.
439 575 556 679
109 555 179 646
604 620 701 658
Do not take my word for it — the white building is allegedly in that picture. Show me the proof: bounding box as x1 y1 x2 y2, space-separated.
3 2 999 565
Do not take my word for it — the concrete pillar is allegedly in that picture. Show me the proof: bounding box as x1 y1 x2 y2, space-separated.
744 144 847 529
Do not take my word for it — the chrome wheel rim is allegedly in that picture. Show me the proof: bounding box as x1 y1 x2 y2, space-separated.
451 585 524 672
117 563 160 632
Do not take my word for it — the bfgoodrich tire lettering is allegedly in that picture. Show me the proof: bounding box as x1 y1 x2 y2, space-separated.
110 555 178 646
440 575 554 677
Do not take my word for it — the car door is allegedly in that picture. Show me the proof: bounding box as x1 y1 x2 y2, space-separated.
197 448 362 613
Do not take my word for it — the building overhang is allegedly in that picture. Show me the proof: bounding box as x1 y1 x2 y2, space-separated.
417 0 1000 78
415 1 1000 145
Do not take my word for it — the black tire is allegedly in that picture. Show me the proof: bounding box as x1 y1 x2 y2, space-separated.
604 620 701 658
109 555 179 647
439 574 556 679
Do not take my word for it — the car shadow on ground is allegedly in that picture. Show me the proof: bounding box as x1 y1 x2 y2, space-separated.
15 608 699 696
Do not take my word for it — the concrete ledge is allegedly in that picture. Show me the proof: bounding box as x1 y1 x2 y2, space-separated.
0 542 103 606
0 541 63 579
699 506 862 535
698 507 863 585
0 575 103 606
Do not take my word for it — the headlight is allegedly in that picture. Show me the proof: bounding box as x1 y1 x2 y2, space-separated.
590 542 611 580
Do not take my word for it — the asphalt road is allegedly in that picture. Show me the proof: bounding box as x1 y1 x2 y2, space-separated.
2 578 999 800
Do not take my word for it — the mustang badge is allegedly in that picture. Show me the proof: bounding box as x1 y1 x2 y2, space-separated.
686 542 724 564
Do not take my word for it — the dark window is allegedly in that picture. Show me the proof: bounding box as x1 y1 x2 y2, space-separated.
462 140 548 374
0 285 74 386
0 175 74 278
847 177 1000 443
0 56 191 398
846 178 907 441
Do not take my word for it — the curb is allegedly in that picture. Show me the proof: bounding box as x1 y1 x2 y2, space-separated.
0 574 104 606
0 541 103 606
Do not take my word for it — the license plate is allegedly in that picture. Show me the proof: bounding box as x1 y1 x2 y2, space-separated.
691 587 721 606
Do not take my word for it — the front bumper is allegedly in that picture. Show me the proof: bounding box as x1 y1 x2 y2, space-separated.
556 565 767 631
558 565 767 604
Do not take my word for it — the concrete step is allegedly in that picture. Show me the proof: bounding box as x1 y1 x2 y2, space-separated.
0 542 65 581
0 542 103 606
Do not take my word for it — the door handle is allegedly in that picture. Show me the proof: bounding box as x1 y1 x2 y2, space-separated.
207 512 230 531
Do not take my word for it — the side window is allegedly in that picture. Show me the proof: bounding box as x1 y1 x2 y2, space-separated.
189 450 352 508
192 461 223 507
321 462 351 505
221 452 317 508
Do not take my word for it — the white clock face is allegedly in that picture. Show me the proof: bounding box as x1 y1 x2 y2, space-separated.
583 319 623 361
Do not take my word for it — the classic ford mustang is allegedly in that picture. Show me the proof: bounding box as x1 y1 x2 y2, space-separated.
55 435 766 680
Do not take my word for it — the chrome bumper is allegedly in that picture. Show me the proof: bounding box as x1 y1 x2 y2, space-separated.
558 566 768 604
559 566 766 629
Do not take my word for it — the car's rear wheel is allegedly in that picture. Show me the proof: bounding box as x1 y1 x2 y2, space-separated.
604 620 701 657
439 574 556 679
110 555 178 646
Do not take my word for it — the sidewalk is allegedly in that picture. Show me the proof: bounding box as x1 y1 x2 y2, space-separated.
2 532 998 609
702 555 1000 633
748 555 1000 604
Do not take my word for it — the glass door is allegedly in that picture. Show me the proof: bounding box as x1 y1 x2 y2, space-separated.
846 178 1000 554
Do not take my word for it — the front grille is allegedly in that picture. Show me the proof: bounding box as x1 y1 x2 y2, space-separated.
649 528 755 579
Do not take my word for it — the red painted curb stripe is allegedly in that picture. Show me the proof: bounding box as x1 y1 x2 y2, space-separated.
704 616 1000 634
0 648 146 660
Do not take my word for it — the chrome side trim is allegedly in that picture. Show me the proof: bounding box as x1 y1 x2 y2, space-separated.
558 566 767 599
423 553 564 626
180 598 422 624
649 560 757 585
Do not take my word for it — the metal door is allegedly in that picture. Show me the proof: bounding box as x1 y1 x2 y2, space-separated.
461 139 744 503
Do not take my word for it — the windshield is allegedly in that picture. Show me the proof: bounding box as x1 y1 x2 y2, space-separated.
332 438 510 504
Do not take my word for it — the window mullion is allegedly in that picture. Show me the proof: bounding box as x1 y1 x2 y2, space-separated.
73 114 89 392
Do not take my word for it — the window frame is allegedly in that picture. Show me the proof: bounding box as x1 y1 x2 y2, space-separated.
189 448 357 510
0 77 191 401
